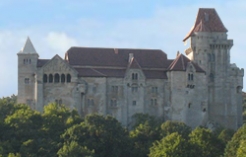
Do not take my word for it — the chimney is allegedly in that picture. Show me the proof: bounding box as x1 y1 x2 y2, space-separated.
129 53 134 63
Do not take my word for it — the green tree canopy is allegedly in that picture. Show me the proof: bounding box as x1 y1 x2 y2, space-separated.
149 132 191 157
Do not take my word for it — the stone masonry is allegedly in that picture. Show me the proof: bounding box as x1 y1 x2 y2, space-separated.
17 8 244 130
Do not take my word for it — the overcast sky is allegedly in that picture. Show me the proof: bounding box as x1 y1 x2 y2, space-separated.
0 0 246 98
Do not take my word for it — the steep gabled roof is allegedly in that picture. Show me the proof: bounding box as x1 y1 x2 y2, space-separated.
183 8 228 41
128 57 141 69
18 37 38 55
167 53 205 73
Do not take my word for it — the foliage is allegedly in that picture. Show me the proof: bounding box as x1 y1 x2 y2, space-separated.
149 132 191 157
189 127 224 157
225 124 246 157
57 141 94 157
160 120 192 139
0 95 244 156
61 114 133 157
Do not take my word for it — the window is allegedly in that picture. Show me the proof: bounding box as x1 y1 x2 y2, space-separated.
132 73 138 80
43 74 47 83
237 86 242 94
131 86 138 93
152 87 158 94
132 100 137 106
24 78 30 84
54 73 60 83
87 98 94 106
188 103 191 108
188 73 194 81
61 74 65 83
55 99 62 105
112 86 118 93
110 99 117 107
49 74 53 83
23 59 31 64
67 74 71 83
151 98 157 106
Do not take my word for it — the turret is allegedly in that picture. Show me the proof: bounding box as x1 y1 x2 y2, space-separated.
17 37 39 108
183 8 243 129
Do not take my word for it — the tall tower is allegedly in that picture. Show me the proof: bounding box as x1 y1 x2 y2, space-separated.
183 8 243 129
17 37 39 109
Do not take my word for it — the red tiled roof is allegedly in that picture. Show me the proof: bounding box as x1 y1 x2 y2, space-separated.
183 8 228 41
167 53 205 73
66 47 169 69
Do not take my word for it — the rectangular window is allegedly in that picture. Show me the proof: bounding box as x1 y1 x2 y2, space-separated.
24 78 30 84
132 73 138 80
150 98 157 106
111 86 118 94
132 100 137 106
131 86 138 93
110 99 117 107
151 87 158 94
87 98 94 106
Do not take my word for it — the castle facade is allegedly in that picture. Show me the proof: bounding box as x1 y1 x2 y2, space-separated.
17 8 244 129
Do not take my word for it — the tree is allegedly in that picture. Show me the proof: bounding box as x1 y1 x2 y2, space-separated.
40 103 82 157
57 141 94 157
61 114 133 157
130 121 160 157
160 121 191 139
131 113 161 129
237 140 246 157
149 132 191 157
189 127 224 157
225 124 246 157
2 104 42 156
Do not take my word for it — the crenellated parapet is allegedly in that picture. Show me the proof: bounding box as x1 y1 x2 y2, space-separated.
230 64 244 77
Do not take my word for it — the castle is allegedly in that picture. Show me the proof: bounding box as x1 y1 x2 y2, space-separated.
17 8 244 129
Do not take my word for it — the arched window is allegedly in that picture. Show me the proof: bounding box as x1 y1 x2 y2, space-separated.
67 74 71 83
54 73 60 83
49 74 53 83
28 59 31 64
61 74 65 83
188 74 191 80
43 74 47 83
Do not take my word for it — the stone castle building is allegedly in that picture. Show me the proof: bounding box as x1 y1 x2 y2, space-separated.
17 8 244 129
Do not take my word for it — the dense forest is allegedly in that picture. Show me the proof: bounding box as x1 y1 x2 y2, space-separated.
0 94 246 157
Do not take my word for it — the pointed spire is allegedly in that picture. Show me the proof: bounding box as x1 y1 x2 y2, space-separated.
19 37 38 54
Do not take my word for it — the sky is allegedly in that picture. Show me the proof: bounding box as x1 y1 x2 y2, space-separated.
0 0 246 98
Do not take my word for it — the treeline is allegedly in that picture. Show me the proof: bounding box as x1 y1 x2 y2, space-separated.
0 95 245 157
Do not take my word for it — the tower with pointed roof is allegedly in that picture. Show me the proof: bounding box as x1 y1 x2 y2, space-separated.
17 37 39 108
183 8 244 129
16 8 243 130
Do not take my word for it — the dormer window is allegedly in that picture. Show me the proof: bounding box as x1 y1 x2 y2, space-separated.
132 73 138 80
188 73 194 81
